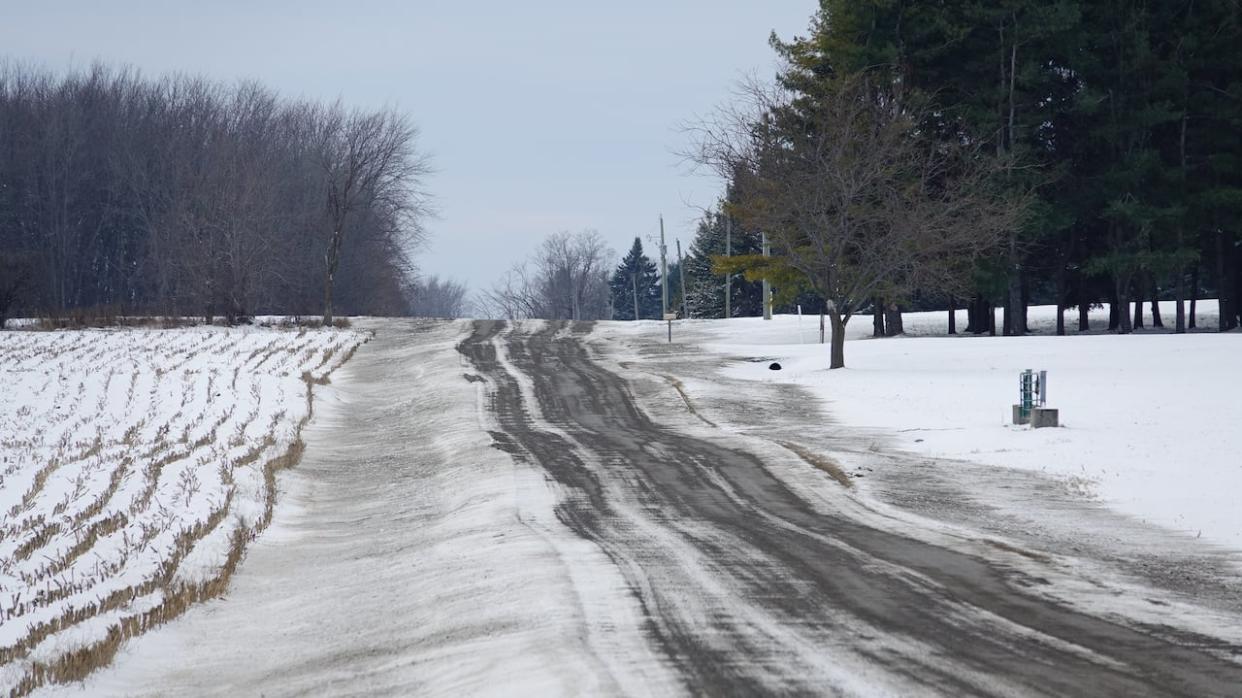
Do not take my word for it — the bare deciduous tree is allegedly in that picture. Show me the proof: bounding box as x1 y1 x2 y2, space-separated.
690 73 1026 367
0 61 430 324
410 275 470 318
316 105 429 326
0 253 31 328
479 230 612 320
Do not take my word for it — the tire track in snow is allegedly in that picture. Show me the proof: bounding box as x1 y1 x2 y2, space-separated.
460 319 1242 697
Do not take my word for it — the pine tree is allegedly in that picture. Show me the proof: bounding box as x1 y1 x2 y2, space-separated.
608 238 660 320
747 0 1242 338
778 0 1084 336
682 207 764 318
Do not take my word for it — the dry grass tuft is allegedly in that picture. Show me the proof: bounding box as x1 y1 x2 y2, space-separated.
661 375 718 428
778 440 853 489
981 538 1051 563
301 370 330 386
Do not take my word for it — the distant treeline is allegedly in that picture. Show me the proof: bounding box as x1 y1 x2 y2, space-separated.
0 61 429 327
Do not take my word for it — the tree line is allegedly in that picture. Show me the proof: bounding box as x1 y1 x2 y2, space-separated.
0 61 430 328
676 0 1242 366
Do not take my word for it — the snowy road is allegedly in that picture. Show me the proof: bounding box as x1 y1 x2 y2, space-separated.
458 320 1242 696
54 319 1242 697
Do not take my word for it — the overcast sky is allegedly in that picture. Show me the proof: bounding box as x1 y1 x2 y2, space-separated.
1 1 814 292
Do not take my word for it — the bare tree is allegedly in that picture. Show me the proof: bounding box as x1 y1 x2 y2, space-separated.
690 73 1026 368
316 105 429 325
534 230 612 320
480 230 612 320
410 275 470 318
0 61 430 322
0 253 31 328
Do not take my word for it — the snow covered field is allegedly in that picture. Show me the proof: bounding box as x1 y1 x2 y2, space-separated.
34 320 685 698
0 326 367 695
613 300 1242 551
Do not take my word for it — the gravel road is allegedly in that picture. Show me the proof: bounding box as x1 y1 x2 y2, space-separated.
459 319 1242 697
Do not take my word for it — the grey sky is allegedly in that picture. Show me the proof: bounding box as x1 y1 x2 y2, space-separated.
1 1 814 293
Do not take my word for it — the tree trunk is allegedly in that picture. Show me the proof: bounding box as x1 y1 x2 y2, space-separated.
1150 283 1163 328
1189 262 1199 329
1133 295 1144 330
1218 231 1230 332
323 227 346 327
873 298 885 337
1227 231 1242 330
1234 238 1242 329
988 301 997 336
966 294 979 333
1054 273 1066 336
1174 110 1187 335
829 312 846 369
885 303 903 336
1108 286 1119 331
1021 274 1030 333
322 273 334 327
1116 276 1132 334
948 296 957 335
1006 273 1025 335
1077 280 1090 332
632 272 639 321
1175 268 1187 333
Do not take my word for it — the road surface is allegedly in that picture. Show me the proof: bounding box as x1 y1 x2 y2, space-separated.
457 319 1242 696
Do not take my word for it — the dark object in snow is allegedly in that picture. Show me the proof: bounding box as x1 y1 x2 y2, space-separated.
769 362 782 371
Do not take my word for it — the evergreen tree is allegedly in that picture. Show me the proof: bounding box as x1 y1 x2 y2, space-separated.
776 0 1081 336
682 207 764 318
609 238 660 320
767 0 1242 335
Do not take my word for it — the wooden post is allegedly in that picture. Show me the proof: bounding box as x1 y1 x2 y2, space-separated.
724 216 732 319
762 231 771 320
677 238 689 320
631 271 639 321
659 215 668 320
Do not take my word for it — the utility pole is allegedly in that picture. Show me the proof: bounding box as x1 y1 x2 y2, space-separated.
762 230 772 320
724 216 732 319
677 238 689 319
659 215 669 319
632 271 640 321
